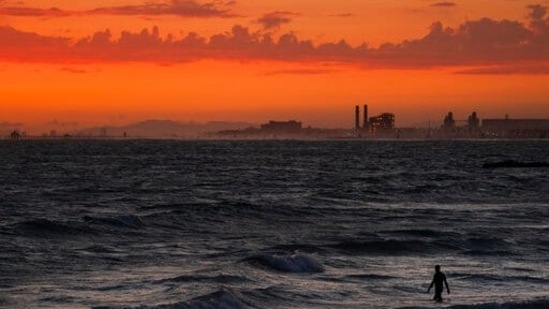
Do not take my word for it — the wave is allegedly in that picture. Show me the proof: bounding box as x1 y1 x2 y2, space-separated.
398 298 549 309
482 160 549 169
326 235 518 256
452 273 549 284
462 250 518 256
93 290 244 309
80 245 120 254
460 236 516 255
382 229 442 237
381 229 462 239
465 236 512 249
83 215 144 229
155 274 250 284
346 274 396 280
266 243 324 253
15 218 92 236
329 239 437 255
243 253 325 273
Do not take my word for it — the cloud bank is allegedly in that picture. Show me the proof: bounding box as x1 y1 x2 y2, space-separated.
1 5 548 72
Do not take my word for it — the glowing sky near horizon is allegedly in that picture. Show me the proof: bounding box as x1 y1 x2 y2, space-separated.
1 0 549 132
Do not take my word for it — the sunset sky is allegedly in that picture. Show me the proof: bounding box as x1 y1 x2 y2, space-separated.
1 0 549 133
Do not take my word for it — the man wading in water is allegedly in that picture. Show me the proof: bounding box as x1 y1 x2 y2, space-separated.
427 265 450 302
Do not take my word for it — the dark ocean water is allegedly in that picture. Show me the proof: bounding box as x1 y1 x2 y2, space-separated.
0 140 548 309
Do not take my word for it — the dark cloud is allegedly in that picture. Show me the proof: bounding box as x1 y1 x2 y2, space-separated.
0 26 70 62
263 69 337 76
88 0 236 18
528 4 547 21
60 67 87 74
328 13 353 18
256 11 297 30
430 2 457 8
0 6 71 17
1 5 548 73
455 64 549 75
394 18 534 65
527 4 549 37
0 0 236 18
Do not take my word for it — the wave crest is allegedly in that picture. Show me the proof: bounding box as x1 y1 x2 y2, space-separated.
330 239 431 255
15 218 90 236
245 253 325 273
93 290 244 309
84 215 144 229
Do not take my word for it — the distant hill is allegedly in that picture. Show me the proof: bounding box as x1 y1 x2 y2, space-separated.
77 119 256 138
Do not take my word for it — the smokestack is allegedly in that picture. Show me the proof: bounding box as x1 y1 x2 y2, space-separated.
355 105 360 130
363 104 369 130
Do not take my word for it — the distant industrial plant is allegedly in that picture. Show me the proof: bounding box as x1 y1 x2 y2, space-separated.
3 105 549 140
354 105 396 133
215 105 549 139
436 110 549 138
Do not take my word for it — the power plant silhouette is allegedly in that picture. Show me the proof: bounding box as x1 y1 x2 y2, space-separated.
354 104 395 133
3 104 549 140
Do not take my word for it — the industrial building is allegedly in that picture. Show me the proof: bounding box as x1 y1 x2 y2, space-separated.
438 111 549 138
442 112 456 130
442 112 480 132
369 113 396 132
482 118 549 138
355 105 395 133
212 107 548 140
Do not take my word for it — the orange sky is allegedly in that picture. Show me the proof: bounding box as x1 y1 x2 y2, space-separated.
1 0 549 133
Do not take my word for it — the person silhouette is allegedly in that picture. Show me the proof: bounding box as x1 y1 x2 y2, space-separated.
427 265 450 302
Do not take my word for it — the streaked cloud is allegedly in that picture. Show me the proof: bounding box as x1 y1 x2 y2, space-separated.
88 0 236 18
0 6 71 17
0 26 70 61
263 69 337 76
328 13 354 18
60 67 88 74
257 11 297 30
0 0 236 18
455 64 549 75
430 2 457 8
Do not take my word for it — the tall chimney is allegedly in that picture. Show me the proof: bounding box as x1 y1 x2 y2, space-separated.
355 105 360 130
363 104 369 131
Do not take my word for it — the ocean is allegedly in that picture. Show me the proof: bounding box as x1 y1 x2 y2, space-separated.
0 140 548 309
